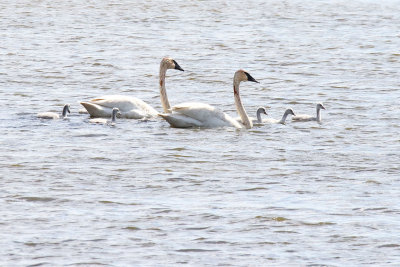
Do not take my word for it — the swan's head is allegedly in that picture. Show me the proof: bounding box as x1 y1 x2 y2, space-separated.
234 69 259 84
317 103 326 110
285 108 295 116
161 57 184 71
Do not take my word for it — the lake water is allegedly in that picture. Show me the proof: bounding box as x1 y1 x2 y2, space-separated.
1 0 400 266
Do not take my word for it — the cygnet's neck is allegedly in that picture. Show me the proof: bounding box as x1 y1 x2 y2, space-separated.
159 64 171 113
111 111 118 122
256 108 264 123
316 106 322 123
233 80 252 129
279 110 291 124
62 105 69 118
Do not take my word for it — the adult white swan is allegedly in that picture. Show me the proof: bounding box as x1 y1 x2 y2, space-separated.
37 104 70 119
292 103 325 123
159 69 259 129
80 57 184 118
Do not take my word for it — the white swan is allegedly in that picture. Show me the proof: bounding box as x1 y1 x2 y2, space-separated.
236 107 267 124
89 107 121 125
80 57 184 118
159 69 259 129
292 103 325 123
263 109 296 124
37 104 70 119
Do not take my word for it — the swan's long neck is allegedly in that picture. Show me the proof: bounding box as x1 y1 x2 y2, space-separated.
234 81 252 129
316 106 322 123
279 110 290 124
159 65 171 113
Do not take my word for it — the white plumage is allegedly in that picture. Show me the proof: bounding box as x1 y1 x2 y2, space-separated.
80 57 184 119
81 95 157 119
160 69 259 129
160 102 243 128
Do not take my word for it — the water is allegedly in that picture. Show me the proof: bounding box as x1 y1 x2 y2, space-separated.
1 0 400 266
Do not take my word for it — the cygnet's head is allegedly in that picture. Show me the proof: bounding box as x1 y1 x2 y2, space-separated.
258 107 268 115
234 69 259 84
160 57 184 71
317 103 326 110
62 104 71 117
112 107 121 116
286 108 295 116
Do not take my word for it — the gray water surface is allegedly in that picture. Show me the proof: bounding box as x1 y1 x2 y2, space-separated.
1 0 400 266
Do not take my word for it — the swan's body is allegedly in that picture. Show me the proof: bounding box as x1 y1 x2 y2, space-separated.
89 107 121 125
160 69 259 129
292 103 325 123
81 95 157 119
263 109 295 124
236 107 267 125
161 102 243 128
80 57 184 119
37 104 70 119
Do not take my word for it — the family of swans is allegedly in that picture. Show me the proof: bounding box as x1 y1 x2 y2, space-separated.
37 57 326 128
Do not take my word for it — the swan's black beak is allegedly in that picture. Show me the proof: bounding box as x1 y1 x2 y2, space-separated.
173 60 184 71
245 72 259 83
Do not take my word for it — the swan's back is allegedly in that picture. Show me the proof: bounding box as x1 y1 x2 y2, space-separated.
292 104 324 122
81 95 158 118
262 117 280 124
87 95 141 109
163 102 242 128
292 114 315 121
37 112 60 119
